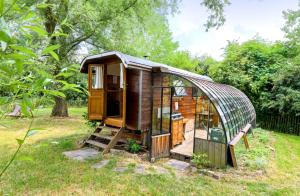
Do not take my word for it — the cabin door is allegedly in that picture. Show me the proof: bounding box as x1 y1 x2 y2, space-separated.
88 64 104 120
150 87 173 160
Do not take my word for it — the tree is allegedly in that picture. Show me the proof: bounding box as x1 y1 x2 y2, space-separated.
19 0 178 117
208 39 288 112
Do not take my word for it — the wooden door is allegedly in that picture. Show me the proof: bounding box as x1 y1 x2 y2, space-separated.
88 64 104 120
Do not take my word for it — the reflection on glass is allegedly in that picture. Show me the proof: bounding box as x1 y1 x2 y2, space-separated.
152 88 171 135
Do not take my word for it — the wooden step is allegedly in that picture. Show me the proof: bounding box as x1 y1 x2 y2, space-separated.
92 133 127 144
86 140 107 149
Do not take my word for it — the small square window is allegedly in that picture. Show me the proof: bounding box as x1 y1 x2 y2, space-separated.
173 80 187 96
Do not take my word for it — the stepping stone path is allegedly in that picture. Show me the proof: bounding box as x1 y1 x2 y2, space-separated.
92 160 109 169
165 159 190 171
63 148 99 161
113 167 128 173
155 166 169 174
134 165 147 174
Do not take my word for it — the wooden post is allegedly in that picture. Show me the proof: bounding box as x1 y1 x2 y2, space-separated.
243 134 249 149
122 64 126 127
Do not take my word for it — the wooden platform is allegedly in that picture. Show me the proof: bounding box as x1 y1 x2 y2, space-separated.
170 131 194 157
104 116 123 128
170 129 207 161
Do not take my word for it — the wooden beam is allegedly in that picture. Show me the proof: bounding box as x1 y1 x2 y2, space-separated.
103 127 124 154
229 123 252 168
122 64 126 127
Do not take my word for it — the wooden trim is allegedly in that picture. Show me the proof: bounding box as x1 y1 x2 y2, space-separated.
138 70 143 130
122 64 126 127
229 124 252 146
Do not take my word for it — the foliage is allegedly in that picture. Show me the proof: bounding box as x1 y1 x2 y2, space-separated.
82 112 97 128
191 153 210 168
127 138 141 154
206 38 300 116
201 0 231 31
235 128 270 170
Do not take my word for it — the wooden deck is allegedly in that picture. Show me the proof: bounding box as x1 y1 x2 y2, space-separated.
170 129 207 157
104 116 123 128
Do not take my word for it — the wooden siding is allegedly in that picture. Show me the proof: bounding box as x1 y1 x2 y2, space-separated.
151 134 170 159
126 69 139 130
172 88 196 119
141 70 152 131
194 138 227 168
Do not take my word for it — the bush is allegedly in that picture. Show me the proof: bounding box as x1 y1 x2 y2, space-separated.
191 153 210 169
127 139 141 153
82 112 98 128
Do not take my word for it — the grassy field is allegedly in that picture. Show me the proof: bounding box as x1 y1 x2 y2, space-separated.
0 107 300 195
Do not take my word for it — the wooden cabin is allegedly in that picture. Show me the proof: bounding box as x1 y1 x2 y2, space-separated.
80 51 256 168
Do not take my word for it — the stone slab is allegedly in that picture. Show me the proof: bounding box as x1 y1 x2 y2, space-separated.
135 165 147 174
92 160 109 169
165 159 190 171
113 167 127 173
63 148 99 161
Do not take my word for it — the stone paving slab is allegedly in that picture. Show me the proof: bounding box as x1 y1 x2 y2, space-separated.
92 160 110 169
113 167 128 173
134 165 147 174
165 159 190 171
154 166 169 174
63 148 99 161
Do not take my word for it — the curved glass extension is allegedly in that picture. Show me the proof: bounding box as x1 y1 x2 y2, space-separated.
185 77 256 143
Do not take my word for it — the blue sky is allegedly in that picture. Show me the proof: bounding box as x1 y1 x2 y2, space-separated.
168 0 299 60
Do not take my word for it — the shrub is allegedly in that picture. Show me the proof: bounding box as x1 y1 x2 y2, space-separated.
191 153 210 169
82 112 98 128
127 139 141 153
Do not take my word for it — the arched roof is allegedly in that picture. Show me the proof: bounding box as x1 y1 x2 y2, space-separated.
185 77 256 143
80 51 256 143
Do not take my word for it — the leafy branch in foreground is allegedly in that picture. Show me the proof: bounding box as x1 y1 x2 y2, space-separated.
0 1 82 178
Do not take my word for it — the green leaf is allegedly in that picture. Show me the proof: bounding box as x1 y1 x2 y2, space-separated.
15 60 23 73
49 51 59 61
51 32 68 37
16 139 24 145
23 26 47 36
6 53 29 60
0 30 11 42
36 3 52 9
42 45 60 54
21 101 31 117
11 45 36 57
0 0 3 15
43 90 66 98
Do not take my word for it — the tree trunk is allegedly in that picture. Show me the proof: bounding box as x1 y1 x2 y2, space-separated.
51 96 69 117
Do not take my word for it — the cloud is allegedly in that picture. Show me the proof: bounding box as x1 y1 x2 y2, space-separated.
168 0 298 60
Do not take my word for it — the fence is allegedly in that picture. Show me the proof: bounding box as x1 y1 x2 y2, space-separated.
258 114 300 135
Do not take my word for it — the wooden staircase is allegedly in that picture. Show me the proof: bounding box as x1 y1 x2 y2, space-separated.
82 125 126 154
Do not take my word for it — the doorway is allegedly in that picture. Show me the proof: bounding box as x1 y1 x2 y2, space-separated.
150 87 173 160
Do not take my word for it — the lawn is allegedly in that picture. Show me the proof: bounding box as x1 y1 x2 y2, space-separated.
0 107 299 195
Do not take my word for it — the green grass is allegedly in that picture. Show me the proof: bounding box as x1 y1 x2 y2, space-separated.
0 108 300 195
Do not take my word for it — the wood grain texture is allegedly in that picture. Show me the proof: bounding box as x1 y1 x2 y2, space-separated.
126 69 140 130
194 138 226 168
88 64 104 120
141 71 152 131
151 134 170 159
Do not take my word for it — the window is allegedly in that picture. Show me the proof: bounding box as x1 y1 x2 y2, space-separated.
91 65 103 89
173 80 187 96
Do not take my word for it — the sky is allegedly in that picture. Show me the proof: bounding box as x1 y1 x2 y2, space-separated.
168 0 299 60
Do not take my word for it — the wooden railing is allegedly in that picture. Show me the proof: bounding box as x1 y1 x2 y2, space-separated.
258 114 300 136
